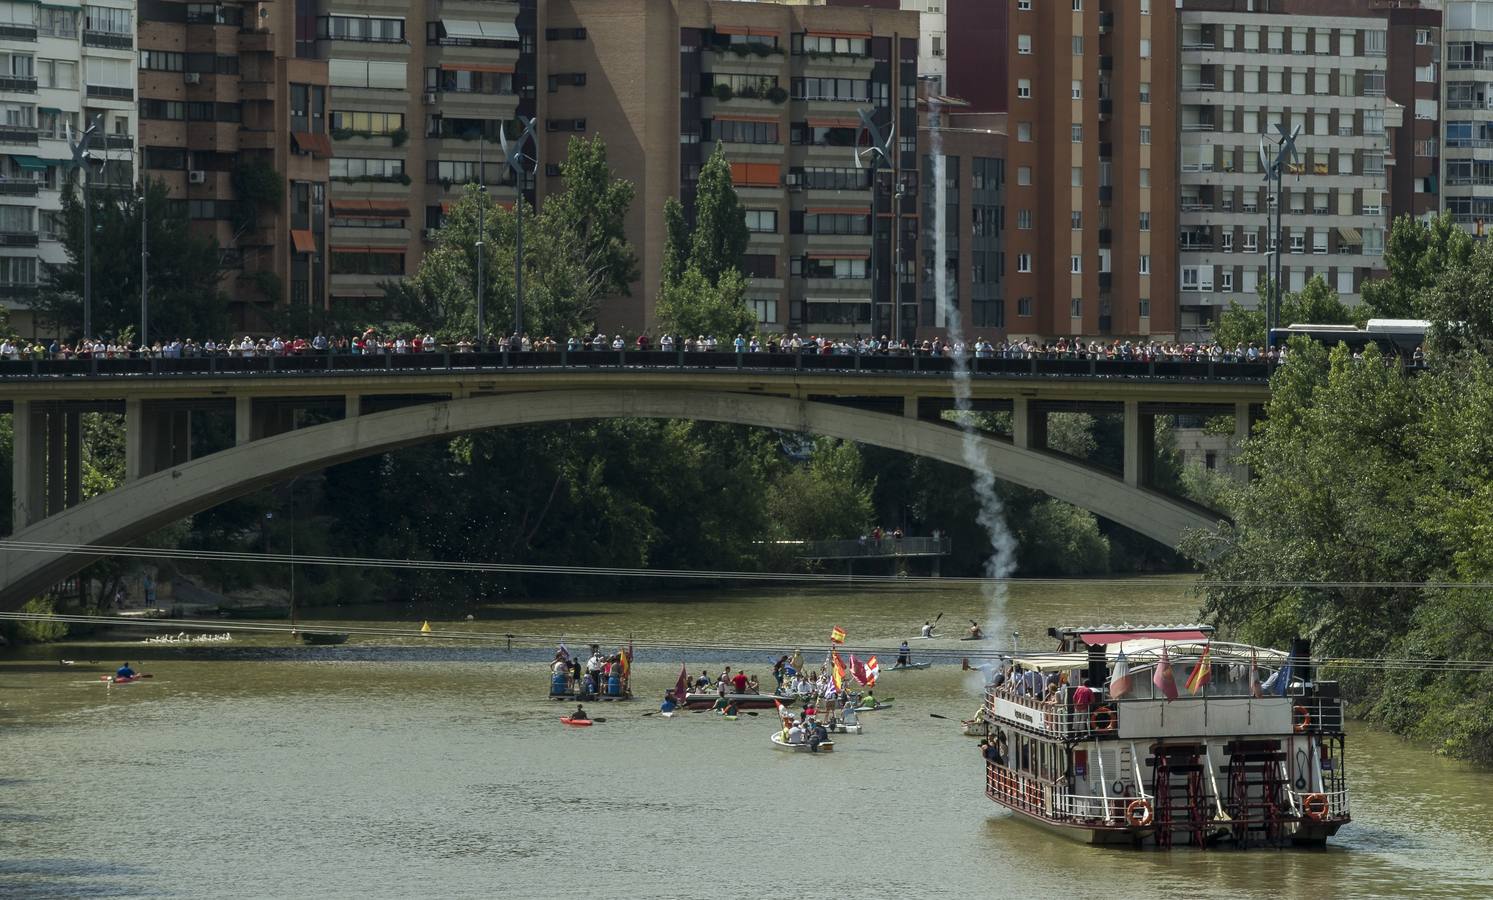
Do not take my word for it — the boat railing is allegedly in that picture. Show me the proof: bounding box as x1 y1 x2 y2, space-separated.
985 761 1056 819
983 686 1109 738
1289 787 1350 821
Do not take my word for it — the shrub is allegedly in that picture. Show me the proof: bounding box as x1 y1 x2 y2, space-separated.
713 83 734 102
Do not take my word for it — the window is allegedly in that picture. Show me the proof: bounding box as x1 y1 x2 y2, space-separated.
793 167 871 190
1017 78 1031 100
1139 254 1150 275
1070 255 1082 274
1070 298 1082 317
1313 232 1328 254
1362 72 1385 97
750 299 778 325
140 100 185 121
330 250 405 276
1139 168 1150 188
1017 34 1032 55
1222 232 1233 252
1139 211 1150 231
140 51 183 73
1337 270 1353 294
1071 80 1082 100
544 27 587 41
1139 126 1150 145
1071 210 1082 229
1364 29 1386 56
1017 297 1033 316
1071 124 1082 143
804 212 869 235
1017 166 1031 186
1139 298 1150 317
1017 122 1031 142
330 110 405 135
1072 36 1083 56
83 5 130 34
796 33 868 56
330 157 405 181
1017 209 1032 230
1071 166 1082 186
1017 253 1032 273
744 209 778 233
184 4 242 26
1140 39 1151 58
1139 82 1150 104
317 15 404 43
800 257 866 279
790 76 867 102
1018 0 1031 9
1072 0 1082 9
715 119 779 144
329 59 407 90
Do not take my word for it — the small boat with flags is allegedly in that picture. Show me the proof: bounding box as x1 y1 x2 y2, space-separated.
770 731 835 753
980 624 1349 849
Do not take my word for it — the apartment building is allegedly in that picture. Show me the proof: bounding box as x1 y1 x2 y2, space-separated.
138 0 327 328
1435 1 1493 233
1386 2 1440 225
997 0 1176 341
1 0 136 334
1176 1 1409 339
541 0 918 338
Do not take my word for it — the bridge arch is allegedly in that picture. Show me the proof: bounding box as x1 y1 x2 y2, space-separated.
0 389 1220 607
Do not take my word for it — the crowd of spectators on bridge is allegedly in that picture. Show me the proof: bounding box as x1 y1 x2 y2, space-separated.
0 330 1316 366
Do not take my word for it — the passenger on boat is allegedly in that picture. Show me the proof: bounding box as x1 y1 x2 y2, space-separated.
717 667 733 697
1072 682 1095 710
807 720 828 752
787 721 805 744
921 620 935 638
731 670 749 693
116 663 135 679
720 701 740 717
967 621 983 640
586 652 605 692
897 641 910 666
841 704 859 727
772 655 789 688
746 674 760 693
696 669 712 691
571 704 589 721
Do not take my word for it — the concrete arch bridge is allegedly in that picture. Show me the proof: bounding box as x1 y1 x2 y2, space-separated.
0 363 1266 608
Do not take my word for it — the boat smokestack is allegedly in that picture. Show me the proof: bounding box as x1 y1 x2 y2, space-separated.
1289 637 1313 684
1086 643 1108 688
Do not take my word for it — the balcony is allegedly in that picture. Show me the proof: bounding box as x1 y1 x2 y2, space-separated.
0 23 36 40
1182 82 1215 92
0 75 37 93
100 133 134 150
82 30 133 51
0 282 39 299
0 126 39 145
0 232 40 248
239 30 274 53
86 85 134 101
0 179 40 197
1182 121 1216 132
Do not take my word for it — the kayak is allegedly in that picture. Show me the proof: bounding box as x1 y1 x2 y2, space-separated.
722 715 738 721
560 717 593 727
890 662 931 671
770 732 835 753
102 674 148 684
853 700 895 712
960 636 988 642
660 711 676 718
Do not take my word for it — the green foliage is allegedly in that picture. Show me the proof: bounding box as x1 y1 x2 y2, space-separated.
390 127 409 147
390 134 636 338
713 83 734 102
766 439 876 548
1423 237 1493 356
0 597 67 643
231 160 283 211
661 197 688 288
1281 274 1356 327
656 146 754 338
690 146 750 286
1360 212 1474 320
655 267 755 340
1214 301 1266 348
35 178 229 340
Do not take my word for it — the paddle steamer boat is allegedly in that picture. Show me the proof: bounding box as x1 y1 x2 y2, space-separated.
982 624 1349 849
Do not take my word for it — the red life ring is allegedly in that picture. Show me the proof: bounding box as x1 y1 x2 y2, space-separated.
1302 793 1329 820
1125 798 1153 827
1090 706 1117 734
1292 705 1312 733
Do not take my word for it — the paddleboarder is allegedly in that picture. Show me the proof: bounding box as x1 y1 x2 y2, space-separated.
897 641 911 667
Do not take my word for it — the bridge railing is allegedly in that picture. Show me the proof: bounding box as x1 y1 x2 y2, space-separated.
0 350 1281 382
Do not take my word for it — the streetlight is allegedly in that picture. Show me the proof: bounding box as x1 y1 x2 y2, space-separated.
139 181 148 348
500 116 539 341
475 135 487 347
65 116 100 340
1259 123 1300 347
854 107 897 342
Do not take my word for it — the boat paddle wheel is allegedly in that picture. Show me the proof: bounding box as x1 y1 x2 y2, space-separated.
1224 739 1289 847
1148 742 1209 849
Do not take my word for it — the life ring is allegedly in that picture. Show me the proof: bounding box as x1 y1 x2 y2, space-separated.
1125 798 1153 827
1090 706 1117 734
1292 706 1312 733
1302 793 1329 821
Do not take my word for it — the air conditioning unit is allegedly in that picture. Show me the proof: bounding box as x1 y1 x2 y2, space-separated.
424 92 437 105
188 170 206 184
184 72 201 85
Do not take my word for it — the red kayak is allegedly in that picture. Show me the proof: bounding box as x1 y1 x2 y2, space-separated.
102 674 149 684
560 717 593 727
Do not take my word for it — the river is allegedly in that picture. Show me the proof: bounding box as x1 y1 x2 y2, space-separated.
3 580 1491 899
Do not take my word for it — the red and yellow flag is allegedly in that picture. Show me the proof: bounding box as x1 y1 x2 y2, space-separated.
831 650 846 691
830 625 846 645
618 649 630 678
1184 643 1211 694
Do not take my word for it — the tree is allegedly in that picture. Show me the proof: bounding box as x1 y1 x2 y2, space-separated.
653 266 755 339
1280 274 1356 327
1360 213 1474 320
36 177 229 340
690 146 749 285
661 197 688 288
1422 237 1493 356
1214 300 1266 348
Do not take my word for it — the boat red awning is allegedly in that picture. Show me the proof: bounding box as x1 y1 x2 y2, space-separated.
1078 628 1209 645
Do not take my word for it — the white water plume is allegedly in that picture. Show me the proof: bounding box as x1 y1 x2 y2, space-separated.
929 101 1018 685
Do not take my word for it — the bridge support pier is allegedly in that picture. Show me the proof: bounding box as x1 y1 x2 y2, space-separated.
1123 400 1155 488
345 395 361 419
11 402 84 530
1011 398 1046 450
125 401 192 482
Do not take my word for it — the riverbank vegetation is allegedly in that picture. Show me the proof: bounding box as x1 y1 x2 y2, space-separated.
1185 214 1493 763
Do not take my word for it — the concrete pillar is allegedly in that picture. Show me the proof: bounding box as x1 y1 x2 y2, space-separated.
345 394 361 419
125 399 149 482
168 410 191 466
234 396 253 446
903 395 918 419
64 411 81 508
1012 397 1030 449
45 410 63 516
11 400 45 530
1123 400 1155 488
1233 401 1253 482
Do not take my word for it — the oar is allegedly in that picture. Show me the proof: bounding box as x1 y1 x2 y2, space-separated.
929 713 949 719
592 717 607 723
641 712 655 717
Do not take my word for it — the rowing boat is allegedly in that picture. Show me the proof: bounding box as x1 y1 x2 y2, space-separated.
889 662 931 671
299 631 350 645
560 717 593 727
770 732 835 753
684 692 789 710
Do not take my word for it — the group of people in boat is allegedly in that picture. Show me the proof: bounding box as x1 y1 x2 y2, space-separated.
551 645 629 698
694 666 763 695
781 714 832 752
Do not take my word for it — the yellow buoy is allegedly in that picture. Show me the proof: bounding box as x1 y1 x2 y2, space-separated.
420 621 432 634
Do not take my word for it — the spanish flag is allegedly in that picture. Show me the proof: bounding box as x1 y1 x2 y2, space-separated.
1184 642 1211 695
831 651 846 691
618 649 630 679
830 625 846 645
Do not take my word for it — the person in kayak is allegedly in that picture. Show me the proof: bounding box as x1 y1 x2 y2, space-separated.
861 690 879 709
967 621 984 640
710 694 731 713
897 641 910 666
920 620 935 638
720 700 740 717
115 662 136 679
660 690 678 714
571 704 589 721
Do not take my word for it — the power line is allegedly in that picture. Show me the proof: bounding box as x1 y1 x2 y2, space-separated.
3 539 1491 591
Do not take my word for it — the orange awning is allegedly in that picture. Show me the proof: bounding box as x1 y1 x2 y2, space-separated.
290 229 317 254
440 63 515 74
291 132 333 158
806 207 870 215
806 117 860 129
808 30 871 39
714 24 752 35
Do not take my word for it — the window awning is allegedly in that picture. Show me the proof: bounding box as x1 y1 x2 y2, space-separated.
9 156 48 171
808 30 871 39
1337 227 1362 243
442 19 520 41
440 63 514 74
290 229 317 255
714 25 779 37
1076 628 1209 645
331 199 409 217
808 252 869 260
291 132 333 159
806 117 860 129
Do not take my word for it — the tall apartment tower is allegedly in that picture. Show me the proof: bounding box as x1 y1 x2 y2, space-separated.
997 0 1176 341
1176 2 1407 339
1385 3 1440 226
1436 2 1493 233
139 0 328 328
2 0 137 335
541 0 918 339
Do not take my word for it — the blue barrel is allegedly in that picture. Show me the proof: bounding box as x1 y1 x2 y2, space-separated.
608 673 622 696
551 672 567 696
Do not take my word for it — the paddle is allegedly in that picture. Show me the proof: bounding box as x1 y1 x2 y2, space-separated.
929 713 948 719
